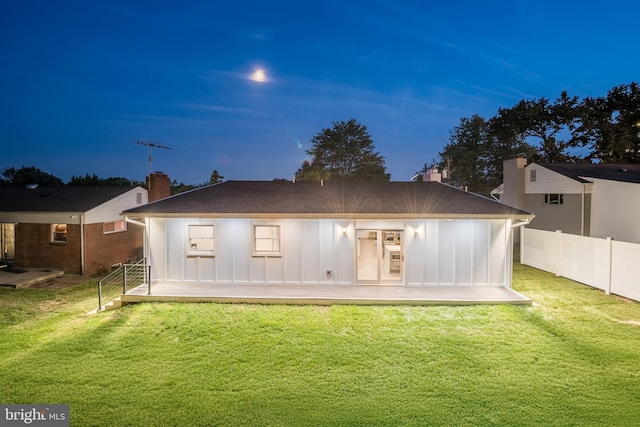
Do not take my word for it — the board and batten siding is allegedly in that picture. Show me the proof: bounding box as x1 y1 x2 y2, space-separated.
149 218 354 285
405 219 509 286
590 178 640 244
147 217 513 287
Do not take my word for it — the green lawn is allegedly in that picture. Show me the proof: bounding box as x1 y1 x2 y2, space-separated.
1 264 640 426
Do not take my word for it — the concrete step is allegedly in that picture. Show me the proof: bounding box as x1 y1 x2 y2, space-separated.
103 297 123 311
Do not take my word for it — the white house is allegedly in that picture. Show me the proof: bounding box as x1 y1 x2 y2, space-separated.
122 180 533 292
498 159 640 244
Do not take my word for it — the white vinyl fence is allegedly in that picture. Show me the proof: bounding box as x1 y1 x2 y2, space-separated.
520 228 640 302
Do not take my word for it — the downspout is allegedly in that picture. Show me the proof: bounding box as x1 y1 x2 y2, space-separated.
510 218 532 228
80 214 85 275
123 216 146 227
580 183 585 236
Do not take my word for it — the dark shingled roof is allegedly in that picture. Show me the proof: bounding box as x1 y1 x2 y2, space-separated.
0 185 139 213
539 163 640 184
123 181 533 219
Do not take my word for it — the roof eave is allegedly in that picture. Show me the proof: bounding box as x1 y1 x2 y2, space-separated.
122 212 535 220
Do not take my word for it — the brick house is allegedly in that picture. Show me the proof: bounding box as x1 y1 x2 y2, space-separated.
0 183 151 275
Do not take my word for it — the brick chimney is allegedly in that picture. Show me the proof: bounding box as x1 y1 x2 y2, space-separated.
146 172 171 202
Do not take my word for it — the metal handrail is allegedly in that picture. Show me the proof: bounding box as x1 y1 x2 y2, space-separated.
97 258 149 310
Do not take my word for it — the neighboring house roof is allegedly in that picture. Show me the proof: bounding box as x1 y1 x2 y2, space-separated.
123 180 533 219
0 185 140 213
537 163 640 184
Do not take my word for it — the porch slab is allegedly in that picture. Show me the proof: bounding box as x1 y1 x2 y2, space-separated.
0 267 64 289
120 282 532 306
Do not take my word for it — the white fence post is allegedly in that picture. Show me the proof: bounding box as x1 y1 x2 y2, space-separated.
555 230 562 277
606 237 612 295
520 226 524 263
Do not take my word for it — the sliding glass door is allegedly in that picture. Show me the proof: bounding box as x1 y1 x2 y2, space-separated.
356 229 403 284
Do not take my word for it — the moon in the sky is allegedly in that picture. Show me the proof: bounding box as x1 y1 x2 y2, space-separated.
251 69 267 82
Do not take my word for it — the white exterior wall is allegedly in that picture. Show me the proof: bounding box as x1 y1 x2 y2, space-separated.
86 187 147 224
147 217 513 287
590 178 640 244
525 164 585 194
405 219 510 286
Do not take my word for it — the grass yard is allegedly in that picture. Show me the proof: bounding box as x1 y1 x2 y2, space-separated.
1 263 640 426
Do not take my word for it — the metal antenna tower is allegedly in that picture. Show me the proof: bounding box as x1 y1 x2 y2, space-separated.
136 140 172 177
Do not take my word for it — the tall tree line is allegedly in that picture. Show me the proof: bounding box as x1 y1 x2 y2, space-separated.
432 82 640 194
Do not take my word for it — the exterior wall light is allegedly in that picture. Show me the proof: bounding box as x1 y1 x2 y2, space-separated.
413 226 419 238
342 226 348 237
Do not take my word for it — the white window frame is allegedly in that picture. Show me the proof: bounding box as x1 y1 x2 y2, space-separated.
51 224 68 243
544 193 564 205
252 224 282 257
103 220 127 234
188 224 215 256
530 169 536 182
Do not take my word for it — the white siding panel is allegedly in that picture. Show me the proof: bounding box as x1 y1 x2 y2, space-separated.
85 187 148 224
251 257 266 282
455 220 474 285
303 220 320 283
590 179 640 244
148 218 166 282
266 257 284 283
215 219 236 282
437 220 455 285
285 220 304 283
525 164 583 194
198 256 215 282
233 220 251 283
166 219 186 281
335 220 353 284
183 255 198 282
473 221 490 285
318 220 335 283
406 220 424 285
489 220 506 285
424 220 439 284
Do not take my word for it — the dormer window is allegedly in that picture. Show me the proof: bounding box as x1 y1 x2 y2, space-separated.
530 169 536 182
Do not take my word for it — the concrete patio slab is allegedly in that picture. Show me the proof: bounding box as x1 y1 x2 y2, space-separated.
120 282 532 306
0 267 65 289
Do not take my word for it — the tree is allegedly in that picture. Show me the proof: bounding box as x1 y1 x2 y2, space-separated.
492 91 582 163
438 115 492 193
170 180 198 195
577 82 640 163
295 119 390 182
1 166 64 186
209 170 224 184
435 115 537 195
68 174 142 186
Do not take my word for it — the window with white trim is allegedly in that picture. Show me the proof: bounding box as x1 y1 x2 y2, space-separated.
544 194 564 205
104 220 126 234
530 169 536 182
253 225 281 256
188 225 215 255
51 224 68 243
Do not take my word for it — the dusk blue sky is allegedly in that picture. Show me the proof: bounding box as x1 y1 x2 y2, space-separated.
1 1 638 184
